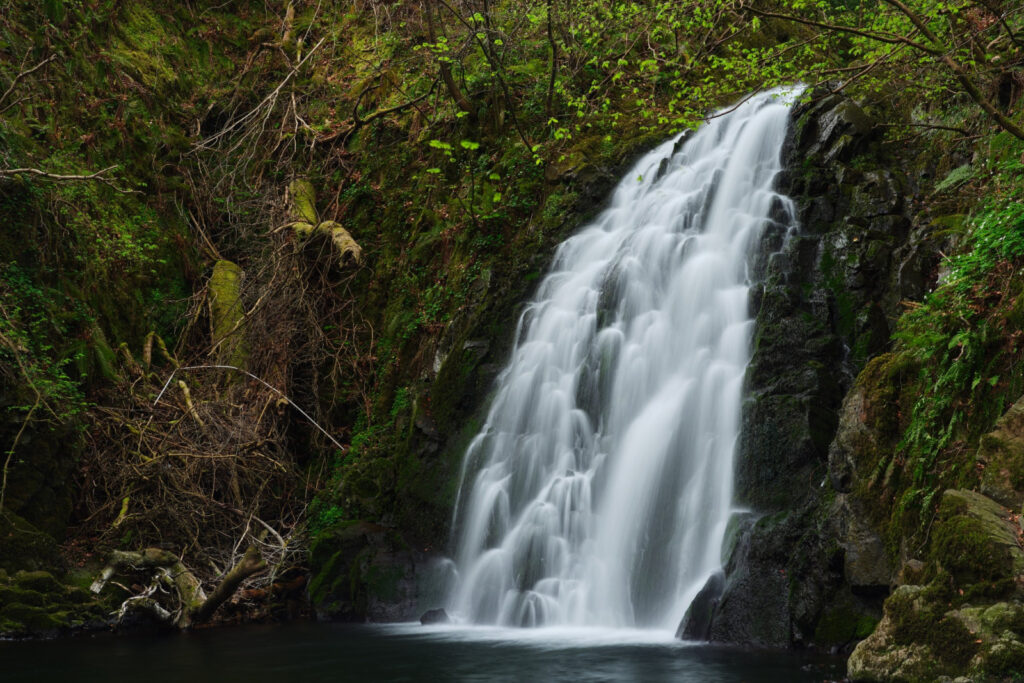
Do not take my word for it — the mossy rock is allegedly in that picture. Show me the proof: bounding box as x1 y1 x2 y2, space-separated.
308 520 384 619
0 602 70 633
14 570 64 595
0 585 48 608
977 395 1024 509
931 490 1023 591
308 520 418 622
848 585 977 682
983 634 1024 679
0 512 64 574
813 589 880 647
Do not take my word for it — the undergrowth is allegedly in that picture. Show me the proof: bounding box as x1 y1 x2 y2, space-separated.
887 137 1024 545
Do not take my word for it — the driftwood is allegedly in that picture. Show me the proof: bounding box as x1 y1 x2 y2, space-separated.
92 546 266 629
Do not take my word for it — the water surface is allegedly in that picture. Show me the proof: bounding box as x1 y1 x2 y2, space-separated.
0 623 843 682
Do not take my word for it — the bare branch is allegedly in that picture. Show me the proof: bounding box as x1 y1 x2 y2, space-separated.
0 54 57 109
0 166 136 193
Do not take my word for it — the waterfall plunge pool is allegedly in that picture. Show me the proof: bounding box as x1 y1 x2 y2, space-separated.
0 622 844 682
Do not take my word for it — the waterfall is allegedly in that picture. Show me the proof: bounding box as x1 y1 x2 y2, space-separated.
445 89 800 631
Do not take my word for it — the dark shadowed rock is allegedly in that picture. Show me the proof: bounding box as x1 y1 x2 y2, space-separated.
420 608 450 625
709 89 939 650
676 571 725 640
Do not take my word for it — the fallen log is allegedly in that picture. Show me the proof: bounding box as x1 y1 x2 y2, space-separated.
92 545 266 629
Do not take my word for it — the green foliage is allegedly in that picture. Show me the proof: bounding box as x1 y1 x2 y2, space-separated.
307 497 349 535
0 264 87 422
884 156 1024 537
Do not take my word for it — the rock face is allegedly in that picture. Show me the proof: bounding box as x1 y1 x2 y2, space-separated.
306 131 666 624
701 92 938 649
677 570 725 640
308 521 421 622
848 490 1024 682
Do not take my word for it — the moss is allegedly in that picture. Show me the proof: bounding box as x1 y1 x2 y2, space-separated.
0 603 70 632
308 520 378 618
0 585 47 608
13 570 64 595
105 5 182 91
0 512 64 574
983 636 1024 679
289 179 319 224
980 602 1024 636
814 589 880 645
886 587 980 670
931 491 1020 591
208 260 249 369
317 221 363 266
364 560 404 603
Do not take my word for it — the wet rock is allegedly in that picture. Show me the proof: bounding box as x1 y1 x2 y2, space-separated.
711 89 940 651
420 608 449 625
308 520 423 623
838 506 892 592
676 570 724 640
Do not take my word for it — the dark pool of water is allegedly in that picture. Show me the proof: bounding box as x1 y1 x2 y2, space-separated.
0 622 845 682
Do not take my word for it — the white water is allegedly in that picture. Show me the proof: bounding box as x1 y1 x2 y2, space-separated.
446 89 799 631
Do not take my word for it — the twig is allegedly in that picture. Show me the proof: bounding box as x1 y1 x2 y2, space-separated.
154 365 345 452
0 54 57 109
0 166 135 194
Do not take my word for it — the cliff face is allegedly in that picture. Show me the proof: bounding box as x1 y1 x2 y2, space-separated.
672 92 936 650
678 89 1024 681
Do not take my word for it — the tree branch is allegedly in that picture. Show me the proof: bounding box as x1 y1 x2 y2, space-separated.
0 166 135 193
190 545 266 624
882 0 1024 140
424 0 476 116
743 4 938 55
0 54 57 109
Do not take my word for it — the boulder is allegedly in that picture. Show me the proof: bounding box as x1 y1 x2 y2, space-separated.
931 489 1024 589
977 395 1024 509
420 608 449 625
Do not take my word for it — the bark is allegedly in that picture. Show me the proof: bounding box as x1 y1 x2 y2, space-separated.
424 0 475 116
191 546 266 624
92 545 266 629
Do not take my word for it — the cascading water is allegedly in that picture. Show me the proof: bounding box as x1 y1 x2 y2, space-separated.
445 89 800 631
